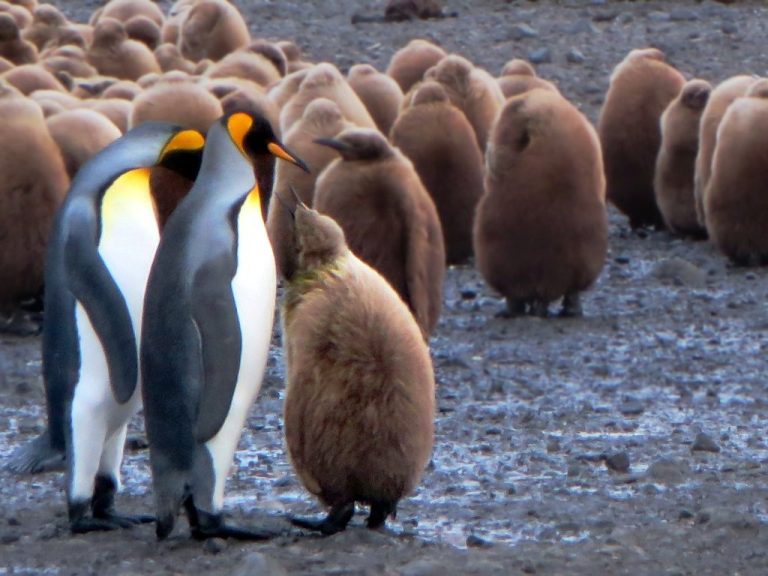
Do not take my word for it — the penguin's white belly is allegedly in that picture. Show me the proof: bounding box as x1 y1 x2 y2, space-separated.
205 194 276 510
70 168 159 497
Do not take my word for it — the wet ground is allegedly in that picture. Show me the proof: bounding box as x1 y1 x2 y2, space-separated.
3 0 768 574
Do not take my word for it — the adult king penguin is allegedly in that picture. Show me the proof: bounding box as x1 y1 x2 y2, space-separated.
140 111 308 541
20 123 204 533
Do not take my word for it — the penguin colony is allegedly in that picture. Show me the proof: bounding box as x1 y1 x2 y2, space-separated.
1 0 765 544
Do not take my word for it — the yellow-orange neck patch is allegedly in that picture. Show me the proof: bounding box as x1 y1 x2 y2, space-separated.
101 168 154 237
161 129 205 157
227 112 253 157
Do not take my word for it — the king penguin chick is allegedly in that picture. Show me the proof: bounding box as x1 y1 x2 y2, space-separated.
705 81 768 265
177 0 250 62
282 200 435 536
474 89 608 317
140 111 308 541
654 79 711 238
693 75 757 229
347 63 403 135
391 81 484 264
87 17 160 81
0 85 68 336
267 97 353 279
313 128 445 337
10 124 203 533
386 38 446 93
598 48 685 229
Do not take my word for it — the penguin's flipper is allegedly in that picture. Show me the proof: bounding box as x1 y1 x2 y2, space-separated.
191 256 242 443
64 204 138 404
404 210 434 333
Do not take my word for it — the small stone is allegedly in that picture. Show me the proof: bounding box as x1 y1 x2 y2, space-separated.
126 436 149 451
614 256 630 264
564 20 598 35
521 561 537 574
231 552 288 576
527 48 552 65
647 11 671 22
670 8 698 21
619 399 644 416
592 11 618 22
647 458 691 485
460 289 477 300
466 534 493 548
273 475 295 488
679 509 694 520
566 48 585 64
509 23 538 41
7 517 20 526
721 21 738 35
203 538 227 555
696 511 711 524
605 452 630 473
652 258 706 288
36 524 58 541
1 531 20 544
546 437 561 453
692 432 721 453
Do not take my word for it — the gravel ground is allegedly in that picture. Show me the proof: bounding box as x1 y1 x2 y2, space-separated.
3 1 768 575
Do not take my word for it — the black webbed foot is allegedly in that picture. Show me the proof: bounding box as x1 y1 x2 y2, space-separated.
366 501 397 529
290 502 355 536
191 509 278 541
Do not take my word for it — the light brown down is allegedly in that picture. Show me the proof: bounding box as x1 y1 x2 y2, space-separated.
282 205 434 515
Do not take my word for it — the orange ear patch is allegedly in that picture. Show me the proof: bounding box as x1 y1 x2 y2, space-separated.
227 112 253 156
161 129 205 157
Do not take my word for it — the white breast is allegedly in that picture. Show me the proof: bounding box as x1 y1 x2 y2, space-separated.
205 191 277 510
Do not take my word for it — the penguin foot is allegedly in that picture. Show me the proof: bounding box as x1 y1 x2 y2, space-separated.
560 293 583 318
190 509 278 541
529 300 549 318
70 516 141 534
366 501 396 530
0 309 42 336
290 502 355 536
94 510 155 527
7 432 66 474
496 299 526 318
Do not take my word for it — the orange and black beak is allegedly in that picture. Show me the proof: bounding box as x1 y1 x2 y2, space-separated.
268 141 310 173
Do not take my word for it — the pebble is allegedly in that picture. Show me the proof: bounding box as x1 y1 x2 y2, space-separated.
651 258 707 288
566 48 585 64
692 432 721 453
203 538 227 555
1 531 20 544
509 23 539 40
466 533 494 548
721 21 738 34
231 552 288 576
592 11 618 22
619 399 644 416
647 11 671 22
647 458 691 485
527 48 552 64
36 524 58 541
670 8 698 21
605 451 631 473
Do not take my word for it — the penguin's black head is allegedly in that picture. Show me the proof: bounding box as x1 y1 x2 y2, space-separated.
157 128 205 181
224 111 309 172
314 128 394 162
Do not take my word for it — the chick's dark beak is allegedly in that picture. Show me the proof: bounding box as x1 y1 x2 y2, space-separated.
313 137 349 154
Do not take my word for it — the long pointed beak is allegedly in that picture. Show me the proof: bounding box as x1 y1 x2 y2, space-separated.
268 141 310 173
313 137 350 154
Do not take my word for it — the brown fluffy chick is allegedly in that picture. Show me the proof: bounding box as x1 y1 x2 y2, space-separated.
0 85 69 334
313 127 445 337
282 201 435 536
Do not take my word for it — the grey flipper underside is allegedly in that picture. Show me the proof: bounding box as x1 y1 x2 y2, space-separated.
192 255 242 443
64 203 138 404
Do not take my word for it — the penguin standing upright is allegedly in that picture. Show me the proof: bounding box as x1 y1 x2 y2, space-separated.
140 111 308 541
281 199 435 535
14 123 204 531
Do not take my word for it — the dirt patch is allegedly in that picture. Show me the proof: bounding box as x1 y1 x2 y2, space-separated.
3 1 768 574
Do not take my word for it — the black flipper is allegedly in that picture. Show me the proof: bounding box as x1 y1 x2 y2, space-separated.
191 255 242 443
64 203 138 404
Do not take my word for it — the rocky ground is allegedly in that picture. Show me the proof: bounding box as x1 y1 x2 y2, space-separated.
3 0 768 574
